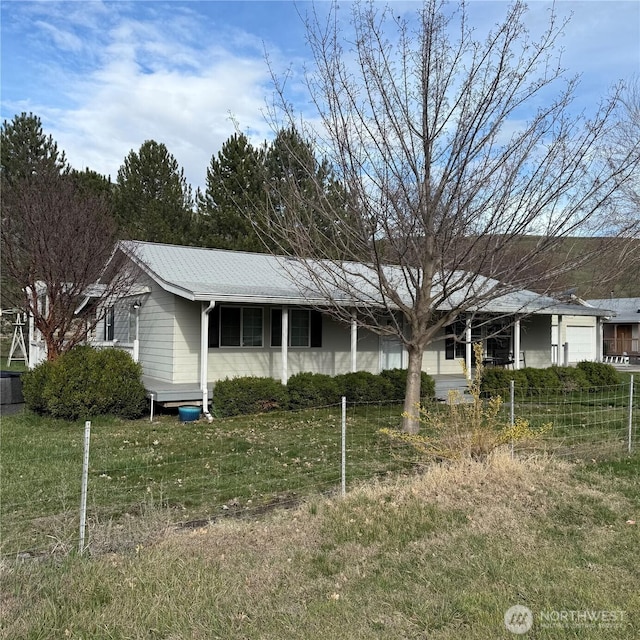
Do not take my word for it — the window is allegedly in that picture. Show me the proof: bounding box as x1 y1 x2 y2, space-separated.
290 309 310 347
271 309 322 347
445 321 466 360
209 306 263 347
104 307 114 341
241 307 263 347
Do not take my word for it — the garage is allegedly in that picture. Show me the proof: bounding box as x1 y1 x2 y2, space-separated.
566 325 596 362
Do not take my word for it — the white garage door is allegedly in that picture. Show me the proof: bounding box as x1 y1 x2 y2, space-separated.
566 326 596 362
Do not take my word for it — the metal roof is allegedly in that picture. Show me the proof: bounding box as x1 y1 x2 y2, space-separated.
587 298 640 323
120 241 613 317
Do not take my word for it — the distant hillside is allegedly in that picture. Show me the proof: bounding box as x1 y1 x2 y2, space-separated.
521 237 640 299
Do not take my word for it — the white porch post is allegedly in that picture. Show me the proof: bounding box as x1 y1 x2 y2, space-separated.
596 316 603 362
281 307 289 385
350 313 358 372
513 317 521 370
28 305 36 369
465 316 472 377
201 301 215 418
557 314 564 365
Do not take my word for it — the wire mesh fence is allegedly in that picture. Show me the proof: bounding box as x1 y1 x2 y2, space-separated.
2 377 637 559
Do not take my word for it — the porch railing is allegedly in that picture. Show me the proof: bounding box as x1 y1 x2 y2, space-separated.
604 338 639 356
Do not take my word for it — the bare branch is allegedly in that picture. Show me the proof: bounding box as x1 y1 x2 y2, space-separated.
259 0 640 431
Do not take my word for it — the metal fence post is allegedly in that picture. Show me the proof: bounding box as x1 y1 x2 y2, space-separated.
341 396 346 497
510 380 515 426
628 375 634 454
79 420 91 555
510 380 515 459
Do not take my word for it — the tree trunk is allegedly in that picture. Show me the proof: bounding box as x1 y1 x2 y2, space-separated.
402 344 425 433
44 332 61 361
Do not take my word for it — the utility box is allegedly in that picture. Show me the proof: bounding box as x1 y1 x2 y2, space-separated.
0 371 24 405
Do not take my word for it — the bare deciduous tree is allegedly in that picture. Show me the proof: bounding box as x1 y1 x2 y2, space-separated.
1 171 135 360
609 77 640 218
258 0 639 431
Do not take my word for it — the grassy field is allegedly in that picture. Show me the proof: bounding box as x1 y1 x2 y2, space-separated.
1 449 638 639
1 404 421 557
2 377 637 558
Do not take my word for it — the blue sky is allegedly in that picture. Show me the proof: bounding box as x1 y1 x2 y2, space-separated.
1 1 639 191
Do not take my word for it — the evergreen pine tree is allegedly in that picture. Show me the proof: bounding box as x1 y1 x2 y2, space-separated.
197 133 265 251
114 140 194 244
1 112 68 185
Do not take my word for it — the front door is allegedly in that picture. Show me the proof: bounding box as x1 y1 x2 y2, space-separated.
617 325 633 354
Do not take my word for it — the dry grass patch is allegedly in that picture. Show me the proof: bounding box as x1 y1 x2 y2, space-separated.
2 452 638 639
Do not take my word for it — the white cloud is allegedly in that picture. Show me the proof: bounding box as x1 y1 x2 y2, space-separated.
2 0 638 193
18 5 281 190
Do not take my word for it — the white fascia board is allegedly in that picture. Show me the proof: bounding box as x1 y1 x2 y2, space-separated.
190 293 359 307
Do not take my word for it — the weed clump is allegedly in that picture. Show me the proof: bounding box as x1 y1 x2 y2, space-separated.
381 344 551 460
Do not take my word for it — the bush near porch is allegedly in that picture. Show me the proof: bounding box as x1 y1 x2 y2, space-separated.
21 346 147 420
213 369 436 418
480 362 621 398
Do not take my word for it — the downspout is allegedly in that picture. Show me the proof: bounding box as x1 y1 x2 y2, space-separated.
201 300 216 422
132 301 141 363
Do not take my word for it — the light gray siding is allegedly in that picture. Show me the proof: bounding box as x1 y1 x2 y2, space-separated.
137 276 176 383
423 330 465 375
422 315 554 374
135 288 565 388
172 297 201 383
205 308 380 382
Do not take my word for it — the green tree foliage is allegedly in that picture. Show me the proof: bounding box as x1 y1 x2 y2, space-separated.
196 133 265 251
114 140 194 244
197 127 351 254
0 112 67 185
70 167 113 199
1 113 69 308
1 113 130 360
262 127 353 257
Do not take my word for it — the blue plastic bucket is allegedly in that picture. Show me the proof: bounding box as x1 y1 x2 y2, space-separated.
178 406 200 422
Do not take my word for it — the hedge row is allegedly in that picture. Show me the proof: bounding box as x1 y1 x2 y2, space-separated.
213 369 436 418
22 346 147 420
480 361 622 397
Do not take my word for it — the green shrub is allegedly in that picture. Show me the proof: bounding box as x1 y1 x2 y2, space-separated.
93 349 148 418
481 368 528 398
43 346 99 419
213 376 288 417
287 372 342 410
522 367 562 394
576 361 621 390
333 371 394 403
38 346 146 420
21 360 54 414
551 366 590 393
380 368 435 401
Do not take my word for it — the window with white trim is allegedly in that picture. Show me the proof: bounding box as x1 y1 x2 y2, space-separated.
209 306 263 347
